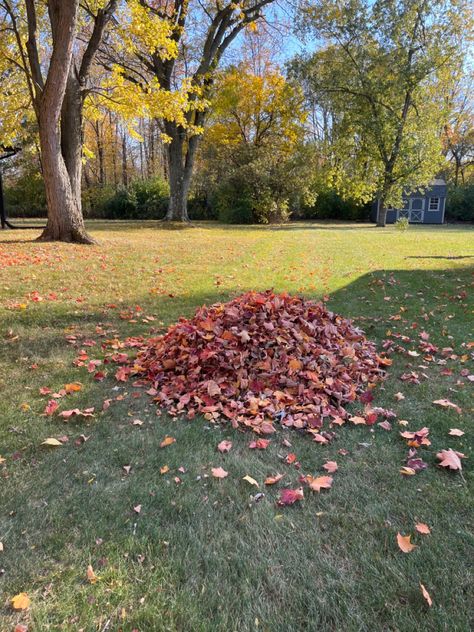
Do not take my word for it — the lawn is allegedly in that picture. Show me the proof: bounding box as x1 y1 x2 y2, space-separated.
0 221 473 632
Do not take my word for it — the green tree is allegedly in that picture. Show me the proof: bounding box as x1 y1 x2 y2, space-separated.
292 0 471 226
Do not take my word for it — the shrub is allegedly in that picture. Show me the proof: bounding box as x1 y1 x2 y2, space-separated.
4 170 47 218
83 177 170 219
395 217 409 231
445 184 474 222
300 190 370 221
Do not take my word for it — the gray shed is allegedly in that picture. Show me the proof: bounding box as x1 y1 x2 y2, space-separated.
372 179 447 224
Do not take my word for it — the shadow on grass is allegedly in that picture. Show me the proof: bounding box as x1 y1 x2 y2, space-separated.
1 265 473 631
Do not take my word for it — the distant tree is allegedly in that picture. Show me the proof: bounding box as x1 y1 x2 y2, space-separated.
442 76 474 186
199 62 312 222
101 0 278 222
292 0 471 226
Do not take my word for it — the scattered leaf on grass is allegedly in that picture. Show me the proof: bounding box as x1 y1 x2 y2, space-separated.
211 467 228 479
397 533 416 553
242 474 259 487
160 436 176 448
86 565 98 583
433 399 462 414
160 465 170 474
415 523 431 535
264 474 284 485
400 466 417 476
41 438 62 447
278 488 304 506
323 461 338 473
449 428 465 437
133 504 142 514
420 583 432 606
11 592 30 610
217 440 232 453
306 475 333 492
436 449 465 471
14 624 29 632
249 439 270 450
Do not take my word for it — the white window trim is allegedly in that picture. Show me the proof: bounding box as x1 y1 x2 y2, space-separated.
428 197 440 211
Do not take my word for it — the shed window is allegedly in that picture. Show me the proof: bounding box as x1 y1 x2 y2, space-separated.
429 197 440 211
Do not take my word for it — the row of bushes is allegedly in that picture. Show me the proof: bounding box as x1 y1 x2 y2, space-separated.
4 174 473 223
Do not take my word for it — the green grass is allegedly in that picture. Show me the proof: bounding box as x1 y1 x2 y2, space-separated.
0 221 473 631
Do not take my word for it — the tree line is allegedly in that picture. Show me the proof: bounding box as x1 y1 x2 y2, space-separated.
1 0 472 242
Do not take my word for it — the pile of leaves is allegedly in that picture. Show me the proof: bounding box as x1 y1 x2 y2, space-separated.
133 291 389 434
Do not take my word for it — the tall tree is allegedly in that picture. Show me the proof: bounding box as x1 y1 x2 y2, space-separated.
102 0 277 222
292 0 470 226
1 0 116 242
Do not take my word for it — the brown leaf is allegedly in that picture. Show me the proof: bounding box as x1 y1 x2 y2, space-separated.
249 438 270 449
396 532 416 553
433 398 462 414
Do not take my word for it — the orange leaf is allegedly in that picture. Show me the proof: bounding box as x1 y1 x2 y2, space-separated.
86 564 98 583
211 466 228 479
64 382 82 393
264 473 284 485
11 592 30 610
433 398 461 414
400 466 417 476
396 532 416 553
415 522 431 535
323 460 338 473
160 436 176 448
420 583 432 606
307 475 333 492
160 465 170 474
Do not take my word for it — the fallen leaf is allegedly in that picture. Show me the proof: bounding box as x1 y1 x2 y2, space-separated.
64 382 82 393
415 522 431 535
448 428 465 437
133 504 142 514
122 465 131 475
323 461 338 473
264 473 284 485
217 440 232 453
86 564 98 583
160 465 170 474
436 449 465 471
248 438 270 450
307 475 333 492
400 466 417 476
211 466 228 479
41 438 63 447
396 532 416 553
14 624 29 632
242 474 259 487
11 592 30 610
277 488 304 506
420 583 432 607
160 436 176 448
433 398 462 414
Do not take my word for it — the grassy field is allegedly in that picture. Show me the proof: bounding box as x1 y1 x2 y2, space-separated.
0 221 473 632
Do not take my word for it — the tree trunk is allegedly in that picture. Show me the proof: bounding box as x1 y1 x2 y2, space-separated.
61 72 84 211
164 123 200 222
376 197 388 227
38 113 94 243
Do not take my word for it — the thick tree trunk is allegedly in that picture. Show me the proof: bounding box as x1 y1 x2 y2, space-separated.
61 72 83 211
37 114 94 243
164 123 200 222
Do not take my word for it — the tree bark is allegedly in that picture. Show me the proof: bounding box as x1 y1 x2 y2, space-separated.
61 72 84 211
376 197 388 227
164 122 201 221
38 112 94 243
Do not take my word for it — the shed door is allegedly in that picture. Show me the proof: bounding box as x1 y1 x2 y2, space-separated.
409 198 424 223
